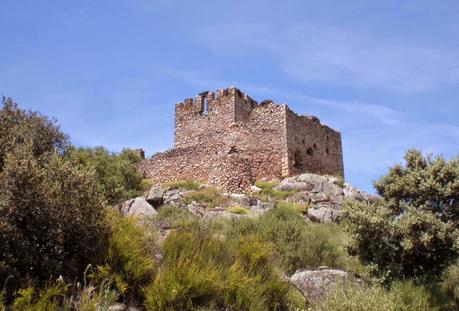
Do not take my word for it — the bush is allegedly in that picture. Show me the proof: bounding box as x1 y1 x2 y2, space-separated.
343 199 458 283
0 100 109 301
343 150 459 284
164 180 201 191
93 212 158 301
374 149 459 223
313 280 434 311
277 200 310 214
144 220 305 310
0 146 108 298
226 206 361 275
182 187 228 208
69 147 148 205
0 97 68 170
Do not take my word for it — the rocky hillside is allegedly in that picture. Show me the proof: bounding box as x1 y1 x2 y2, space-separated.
118 173 375 224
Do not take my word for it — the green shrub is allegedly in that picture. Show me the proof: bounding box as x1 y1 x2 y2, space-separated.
343 200 458 283
313 280 434 311
93 212 158 301
69 146 146 205
343 150 459 284
182 187 228 208
144 220 305 310
164 180 201 191
0 97 68 170
374 149 459 223
10 284 66 311
254 180 279 190
226 206 362 275
0 144 108 299
227 206 250 215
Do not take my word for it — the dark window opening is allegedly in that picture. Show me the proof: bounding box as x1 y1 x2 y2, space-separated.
326 148 330 155
313 143 317 149
294 150 304 169
302 139 305 145
307 147 314 156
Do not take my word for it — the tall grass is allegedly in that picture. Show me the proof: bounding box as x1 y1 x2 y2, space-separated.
164 180 201 191
313 280 434 311
143 220 305 310
225 205 363 275
182 187 228 208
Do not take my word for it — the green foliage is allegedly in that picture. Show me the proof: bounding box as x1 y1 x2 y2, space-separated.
374 149 459 222
10 284 66 311
226 206 362 275
69 146 146 205
227 206 250 215
94 212 158 301
313 280 434 311
344 188 459 282
254 180 297 201
277 200 310 214
164 180 201 191
0 97 68 170
0 143 108 298
144 220 305 311
151 205 196 229
441 259 459 309
182 187 228 208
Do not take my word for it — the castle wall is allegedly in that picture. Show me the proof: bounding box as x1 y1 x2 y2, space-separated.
140 87 344 192
285 108 344 177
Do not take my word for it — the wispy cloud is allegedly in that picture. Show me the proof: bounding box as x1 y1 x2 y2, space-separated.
196 21 459 92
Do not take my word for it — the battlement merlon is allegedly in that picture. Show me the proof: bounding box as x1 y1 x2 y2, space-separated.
175 86 259 119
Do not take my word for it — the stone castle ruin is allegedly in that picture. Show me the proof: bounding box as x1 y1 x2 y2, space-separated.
139 87 344 192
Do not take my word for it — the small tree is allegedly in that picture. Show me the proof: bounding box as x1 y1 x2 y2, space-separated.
343 150 459 283
69 147 148 205
0 99 108 298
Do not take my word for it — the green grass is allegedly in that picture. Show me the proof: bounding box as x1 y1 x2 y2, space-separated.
254 180 298 201
225 206 364 275
313 280 434 311
277 200 310 214
227 206 250 215
143 220 305 311
164 180 201 191
182 187 228 208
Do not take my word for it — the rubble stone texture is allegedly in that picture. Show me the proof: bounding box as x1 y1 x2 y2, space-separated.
139 87 344 192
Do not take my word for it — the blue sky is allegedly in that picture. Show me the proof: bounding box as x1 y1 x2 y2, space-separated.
1 0 458 193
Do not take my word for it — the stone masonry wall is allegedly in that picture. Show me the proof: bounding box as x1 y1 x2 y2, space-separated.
140 87 344 192
285 108 344 177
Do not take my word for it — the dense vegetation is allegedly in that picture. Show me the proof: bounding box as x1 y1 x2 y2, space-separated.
1 98 458 310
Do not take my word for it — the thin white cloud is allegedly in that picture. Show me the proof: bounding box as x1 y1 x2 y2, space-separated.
196 21 459 92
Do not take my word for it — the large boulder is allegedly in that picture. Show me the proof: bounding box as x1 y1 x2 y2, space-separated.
277 173 373 223
146 185 166 207
307 205 340 223
120 197 157 217
290 268 356 304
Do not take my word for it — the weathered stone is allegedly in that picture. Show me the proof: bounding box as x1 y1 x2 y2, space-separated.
307 206 340 223
290 268 354 304
146 185 166 207
250 185 262 193
120 197 157 217
138 87 344 193
274 181 312 191
163 189 183 206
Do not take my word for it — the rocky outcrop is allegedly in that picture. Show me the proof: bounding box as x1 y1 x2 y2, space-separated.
290 268 358 304
119 197 157 217
277 173 375 222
